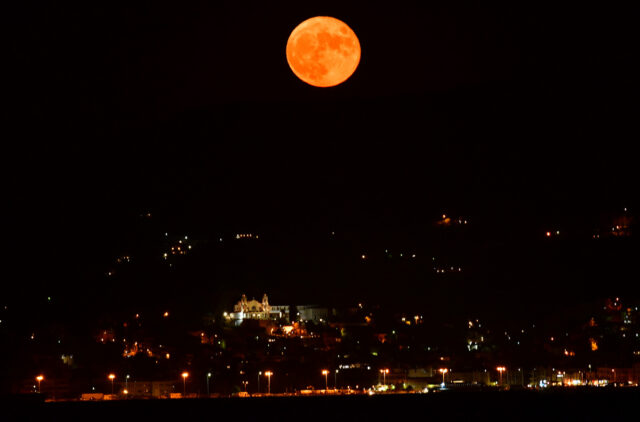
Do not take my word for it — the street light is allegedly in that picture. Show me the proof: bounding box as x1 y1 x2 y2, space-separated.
108 374 116 395
207 373 212 396
182 372 189 396
36 375 44 393
125 374 130 392
380 369 389 386
335 369 339 390
242 381 248 393
322 370 329 391
258 371 262 393
439 368 448 386
497 367 506 386
264 371 273 395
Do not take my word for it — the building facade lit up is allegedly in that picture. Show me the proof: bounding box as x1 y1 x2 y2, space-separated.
227 294 289 325
225 294 330 326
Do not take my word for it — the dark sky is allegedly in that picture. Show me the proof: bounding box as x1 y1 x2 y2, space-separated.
6 1 638 320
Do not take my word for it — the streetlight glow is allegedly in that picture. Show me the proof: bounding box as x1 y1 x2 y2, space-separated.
108 374 116 395
322 370 329 391
497 366 506 386
380 368 389 386
264 371 273 395
439 368 448 386
36 375 44 393
182 372 189 396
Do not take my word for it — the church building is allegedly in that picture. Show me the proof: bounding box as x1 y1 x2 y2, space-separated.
227 294 290 325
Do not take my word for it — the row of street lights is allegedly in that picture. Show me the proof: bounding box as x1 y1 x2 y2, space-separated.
35 365 510 397
113 371 216 396
321 369 341 391
108 373 132 396
105 372 188 396
35 370 274 397
437 367 508 387
32 368 397 396
36 372 130 396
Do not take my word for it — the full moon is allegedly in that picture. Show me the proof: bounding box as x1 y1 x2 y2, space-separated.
286 16 361 88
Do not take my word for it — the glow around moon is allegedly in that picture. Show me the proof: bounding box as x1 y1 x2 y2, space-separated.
286 16 361 88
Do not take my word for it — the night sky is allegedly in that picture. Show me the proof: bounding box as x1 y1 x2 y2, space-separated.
7 1 638 324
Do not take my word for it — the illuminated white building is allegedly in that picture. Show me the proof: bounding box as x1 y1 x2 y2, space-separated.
227 294 289 325
224 294 331 326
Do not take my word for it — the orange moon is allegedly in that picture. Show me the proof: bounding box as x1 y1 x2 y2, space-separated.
286 16 361 87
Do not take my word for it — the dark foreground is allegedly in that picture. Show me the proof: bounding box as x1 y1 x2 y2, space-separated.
5 389 639 422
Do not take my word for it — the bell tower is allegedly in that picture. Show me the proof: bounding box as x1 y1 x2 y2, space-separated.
240 294 248 313
262 294 271 317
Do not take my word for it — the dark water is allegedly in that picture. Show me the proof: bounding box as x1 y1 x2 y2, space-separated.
6 390 639 422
